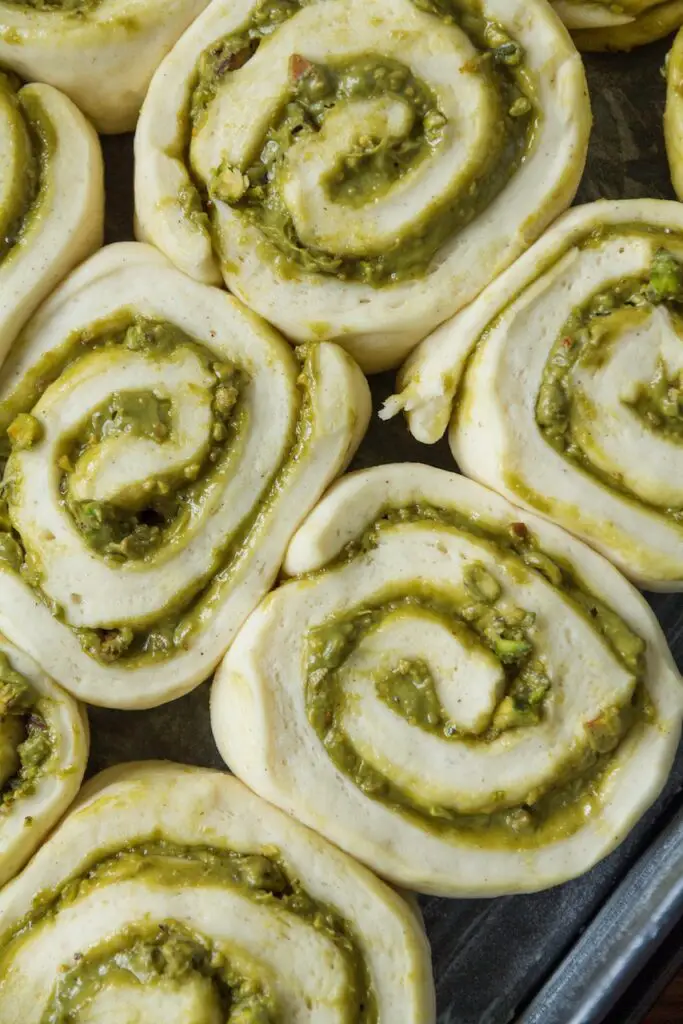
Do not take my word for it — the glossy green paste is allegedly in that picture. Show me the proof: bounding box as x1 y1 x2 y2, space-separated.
304 504 650 847
561 0 649 10
1 841 376 1023
629 355 683 439
0 317 317 668
0 72 54 270
184 0 537 285
3 0 100 9
0 651 51 809
536 235 683 522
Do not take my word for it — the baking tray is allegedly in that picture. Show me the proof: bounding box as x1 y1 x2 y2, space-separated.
93 34 683 1024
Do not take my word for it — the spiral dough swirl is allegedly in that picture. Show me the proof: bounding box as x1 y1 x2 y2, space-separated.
386 200 683 590
0 0 211 133
135 0 590 372
0 243 370 708
212 465 683 896
0 635 87 887
552 0 683 51
666 28 683 200
0 71 103 360
0 762 435 1023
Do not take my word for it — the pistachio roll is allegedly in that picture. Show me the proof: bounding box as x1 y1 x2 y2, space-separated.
0 1 211 134
553 0 683 50
212 465 683 897
134 0 590 373
385 200 683 590
0 762 435 1022
0 634 87 887
0 243 370 709
666 28 683 199
0 71 103 361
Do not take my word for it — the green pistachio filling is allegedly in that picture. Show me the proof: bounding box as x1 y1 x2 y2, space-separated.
183 0 537 285
0 73 34 266
560 0 657 11
0 77 55 268
45 923 278 1024
7 412 42 450
536 234 683 524
0 651 52 811
375 657 452 735
1 0 100 10
2 841 376 1023
0 71 55 270
627 356 683 438
0 317 318 668
304 505 650 848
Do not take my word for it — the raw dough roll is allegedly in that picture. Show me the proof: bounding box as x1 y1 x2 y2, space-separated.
212 465 683 897
385 200 683 590
666 27 683 199
553 0 683 50
0 761 436 1023
0 242 370 709
135 0 590 373
0 71 103 360
0 0 211 134
0 634 87 886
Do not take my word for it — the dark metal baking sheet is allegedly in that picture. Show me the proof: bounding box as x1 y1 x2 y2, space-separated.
93 34 683 1024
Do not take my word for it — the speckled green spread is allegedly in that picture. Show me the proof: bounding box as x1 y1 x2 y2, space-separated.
0 71 53 270
0 651 51 811
1 0 101 10
560 0 652 10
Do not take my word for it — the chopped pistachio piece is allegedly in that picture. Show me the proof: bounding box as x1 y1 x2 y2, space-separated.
647 248 683 304
463 562 501 603
212 164 250 203
8 414 43 450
